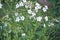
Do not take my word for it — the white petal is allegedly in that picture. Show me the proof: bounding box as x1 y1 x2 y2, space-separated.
22 33 26 36
19 2 24 7
16 3 20 8
15 12 18 16
23 0 27 3
35 6 38 12
32 12 36 17
45 16 48 21
35 2 40 6
45 5 48 9
44 24 46 27
28 9 32 14
15 17 20 22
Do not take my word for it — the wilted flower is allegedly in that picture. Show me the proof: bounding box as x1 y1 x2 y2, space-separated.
0 3 3 8
36 16 42 22
45 16 48 21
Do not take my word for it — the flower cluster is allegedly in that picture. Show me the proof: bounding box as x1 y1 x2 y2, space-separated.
15 0 49 23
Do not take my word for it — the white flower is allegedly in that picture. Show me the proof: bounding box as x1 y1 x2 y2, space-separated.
43 24 46 27
25 5 29 8
36 16 42 22
19 2 24 7
0 3 3 8
15 17 20 22
16 3 20 8
35 3 42 9
21 33 26 37
32 12 36 17
20 16 25 21
42 7 47 12
42 5 48 12
35 5 41 9
45 16 48 21
37 6 42 9
44 5 48 9
23 0 27 3
15 12 18 16
35 6 38 12
35 3 41 12
35 3 40 6
28 9 32 14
